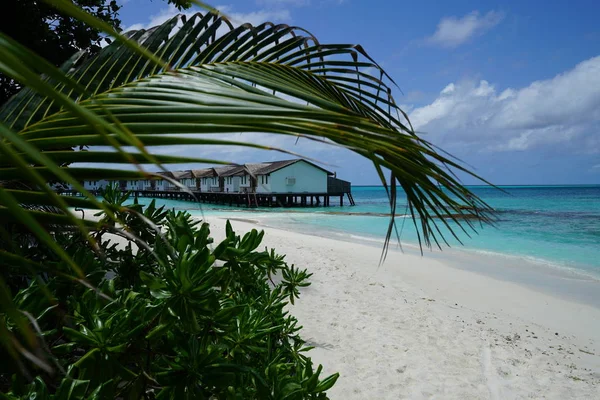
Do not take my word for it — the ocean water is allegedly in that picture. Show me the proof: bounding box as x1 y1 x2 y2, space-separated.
133 185 600 278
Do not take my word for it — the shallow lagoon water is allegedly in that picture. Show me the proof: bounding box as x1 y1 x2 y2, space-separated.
134 185 600 277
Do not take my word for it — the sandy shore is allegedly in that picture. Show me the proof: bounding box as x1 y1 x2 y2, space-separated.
203 216 600 399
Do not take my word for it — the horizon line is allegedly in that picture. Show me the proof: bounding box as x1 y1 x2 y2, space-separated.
353 183 600 187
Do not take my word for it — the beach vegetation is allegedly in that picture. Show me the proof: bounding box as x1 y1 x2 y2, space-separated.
2 185 336 398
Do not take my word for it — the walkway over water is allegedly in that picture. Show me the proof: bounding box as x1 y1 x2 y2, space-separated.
129 190 355 207
59 188 355 208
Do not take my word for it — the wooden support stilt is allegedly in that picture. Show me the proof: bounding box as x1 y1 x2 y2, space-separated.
111 189 352 209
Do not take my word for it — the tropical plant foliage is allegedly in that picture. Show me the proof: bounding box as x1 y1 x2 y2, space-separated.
0 0 196 104
2 186 337 398
0 0 122 104
0 0 494 397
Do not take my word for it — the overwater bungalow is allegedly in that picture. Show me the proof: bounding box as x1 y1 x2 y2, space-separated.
192 168 213 192
171 170 195 191
82 179 109 191
251 159 331 193
57 159 354 207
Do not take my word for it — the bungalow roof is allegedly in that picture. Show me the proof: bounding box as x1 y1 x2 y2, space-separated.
213 165 238 176
243 163 270 175
191 168 214 178
221 165 246 177
253 159 333 176
156 171 175 179
159 158 334 180
171 170 193 179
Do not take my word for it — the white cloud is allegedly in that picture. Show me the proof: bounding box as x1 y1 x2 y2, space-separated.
409 55 600 153
124 5 194 31
426 10 504 48
124 4 291 32
223 7 292 26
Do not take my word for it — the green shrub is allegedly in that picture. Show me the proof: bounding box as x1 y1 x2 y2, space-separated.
1 187 337 399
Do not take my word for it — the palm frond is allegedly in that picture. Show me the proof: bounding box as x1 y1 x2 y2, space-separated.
1 7 494 254
0 4 499 377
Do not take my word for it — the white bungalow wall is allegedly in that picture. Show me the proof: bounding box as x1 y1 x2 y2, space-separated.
255 174 271 193
179 178 195 190
82 180 94 191
164 180 177 191
83 180 109 191
209 176 219 191
200 177 211 192
239 174 251 192
125 180 141 191
223 176 241 192
138 180 156 190
257 161 328 193
154 179 167 191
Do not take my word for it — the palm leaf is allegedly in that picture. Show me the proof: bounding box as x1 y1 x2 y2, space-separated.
0 6 496 260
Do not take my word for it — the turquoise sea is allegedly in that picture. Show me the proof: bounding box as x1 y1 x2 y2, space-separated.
135 185 600 279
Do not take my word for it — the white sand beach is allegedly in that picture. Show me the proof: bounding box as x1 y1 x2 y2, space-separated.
203 216 600 399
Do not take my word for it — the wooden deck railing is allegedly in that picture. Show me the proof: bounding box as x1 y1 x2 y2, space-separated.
327 177 351 194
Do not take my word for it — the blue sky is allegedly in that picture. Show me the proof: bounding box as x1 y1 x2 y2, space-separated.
114 0 600 185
